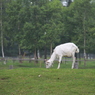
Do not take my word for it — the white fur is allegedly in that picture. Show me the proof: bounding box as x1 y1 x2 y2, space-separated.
46 42 79 69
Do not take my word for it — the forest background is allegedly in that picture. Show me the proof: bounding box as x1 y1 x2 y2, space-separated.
0 0 95 59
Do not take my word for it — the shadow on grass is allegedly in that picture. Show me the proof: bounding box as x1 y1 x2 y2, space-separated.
0 77 10 80
79 66 95 69
17 64 41 68
17 65 32 68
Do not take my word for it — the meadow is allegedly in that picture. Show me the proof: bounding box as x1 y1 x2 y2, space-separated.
0 60 95 95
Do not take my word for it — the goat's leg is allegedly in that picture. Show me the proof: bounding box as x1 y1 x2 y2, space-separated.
57 62 61 69
72 56 76 69
57 56 62 69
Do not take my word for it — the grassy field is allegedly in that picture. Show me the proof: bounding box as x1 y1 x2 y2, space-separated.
0 60 95 95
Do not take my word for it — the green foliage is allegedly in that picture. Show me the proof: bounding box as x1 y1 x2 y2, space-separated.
1 0 95 56
62 0 95 53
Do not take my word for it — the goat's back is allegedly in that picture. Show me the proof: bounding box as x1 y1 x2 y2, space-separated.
54 42 79 57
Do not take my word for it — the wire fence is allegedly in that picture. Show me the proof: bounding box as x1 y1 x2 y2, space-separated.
0 53 95 63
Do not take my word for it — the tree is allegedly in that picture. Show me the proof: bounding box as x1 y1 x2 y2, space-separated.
5 0 26 56
0 0 7 64
3 0 95 59
39 0 63 56
62 0 95 65
21 0 64 59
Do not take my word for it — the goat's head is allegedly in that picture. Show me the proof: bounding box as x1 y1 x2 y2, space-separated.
45 60 53 68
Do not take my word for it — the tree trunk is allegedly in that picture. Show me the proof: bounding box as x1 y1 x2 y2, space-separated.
50 43 53 56
18 45 22 63
0 1 6 64
34 48 38 63
83 11 86 66
44 46 47 60
18 45 21 56
37 49 40 59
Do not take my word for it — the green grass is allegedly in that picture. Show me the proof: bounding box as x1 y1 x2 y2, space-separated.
0 68 95 95
0 60 95 95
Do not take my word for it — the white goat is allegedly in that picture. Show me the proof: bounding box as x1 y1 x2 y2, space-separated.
46 42 79 69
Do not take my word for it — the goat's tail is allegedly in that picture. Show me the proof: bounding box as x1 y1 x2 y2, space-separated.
76 47 79 53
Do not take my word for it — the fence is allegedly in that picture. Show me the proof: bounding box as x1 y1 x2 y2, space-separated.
0 53 95 69
1 53 95 62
